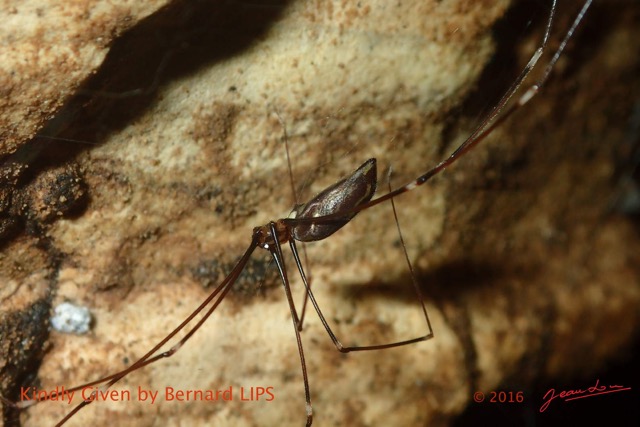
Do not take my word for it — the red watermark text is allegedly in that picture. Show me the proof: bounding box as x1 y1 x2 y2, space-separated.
539 379 631 413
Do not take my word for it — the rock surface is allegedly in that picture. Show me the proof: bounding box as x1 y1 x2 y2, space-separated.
1 1 639 426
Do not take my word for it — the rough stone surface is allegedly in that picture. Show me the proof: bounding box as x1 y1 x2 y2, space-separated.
1 1 639 426
0 0 170 155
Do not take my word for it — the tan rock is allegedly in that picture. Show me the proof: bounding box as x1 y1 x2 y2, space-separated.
1 1 639 426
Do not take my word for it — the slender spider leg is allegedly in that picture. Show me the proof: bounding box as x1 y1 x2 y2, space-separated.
284 0 592 227
288 240 434 352
275 110 314 331
387 168 435 343
0 2 594 426
266 222 313 427
296 241 313 331
286 170 433 353
0 237 260 426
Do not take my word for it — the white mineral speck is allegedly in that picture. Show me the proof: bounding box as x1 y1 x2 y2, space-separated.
51 302 92 334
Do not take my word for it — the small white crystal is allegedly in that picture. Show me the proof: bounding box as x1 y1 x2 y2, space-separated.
51 302 92 334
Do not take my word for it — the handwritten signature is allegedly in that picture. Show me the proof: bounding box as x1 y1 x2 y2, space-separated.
539 379 631 412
